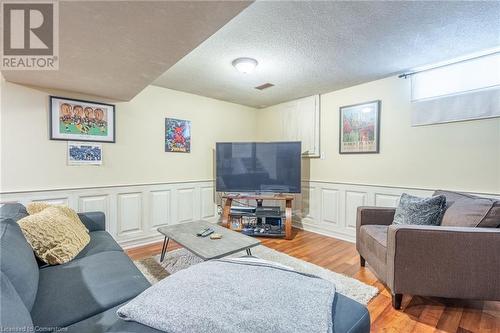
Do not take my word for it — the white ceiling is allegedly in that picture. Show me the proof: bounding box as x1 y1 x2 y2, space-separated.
1 1 251 101
153 1 500 108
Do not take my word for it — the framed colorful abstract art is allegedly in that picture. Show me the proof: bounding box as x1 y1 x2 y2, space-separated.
165 118 191 153
49 96 115 143
339 100 381 154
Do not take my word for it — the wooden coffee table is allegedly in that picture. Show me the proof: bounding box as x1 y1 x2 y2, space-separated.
157 220 261 262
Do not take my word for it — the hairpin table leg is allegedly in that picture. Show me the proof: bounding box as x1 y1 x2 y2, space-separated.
160 236 170 262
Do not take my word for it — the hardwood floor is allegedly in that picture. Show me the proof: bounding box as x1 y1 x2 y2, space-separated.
126 228 500 333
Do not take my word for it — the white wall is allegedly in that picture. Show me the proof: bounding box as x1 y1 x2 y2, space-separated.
0 79 257 192
256 75 500 241
257 76 500 194
2 75 499 245
1 79 257 247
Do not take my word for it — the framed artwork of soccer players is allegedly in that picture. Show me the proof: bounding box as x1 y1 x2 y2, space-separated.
50 96 115 143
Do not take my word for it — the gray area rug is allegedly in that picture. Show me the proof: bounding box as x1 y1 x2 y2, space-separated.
134 245 378 305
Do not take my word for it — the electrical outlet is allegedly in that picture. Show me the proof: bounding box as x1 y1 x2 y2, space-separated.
216 205 223 215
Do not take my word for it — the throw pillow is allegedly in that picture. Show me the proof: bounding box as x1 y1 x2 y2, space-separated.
26 202 52 215
17 206 90 265
26 202 89 233
433 190 500 228
393 193 446 226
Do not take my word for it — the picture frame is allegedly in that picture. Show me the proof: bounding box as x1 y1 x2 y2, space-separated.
339 100 381 154
67 141 102 165
165 118 191 153
49 96 116 143
230 216 243 231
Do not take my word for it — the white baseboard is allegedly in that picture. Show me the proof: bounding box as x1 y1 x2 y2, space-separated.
292 221 356 243
119 234 165 250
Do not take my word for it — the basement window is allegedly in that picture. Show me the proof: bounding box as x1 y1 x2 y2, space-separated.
411 52 500 101
408 52 500 125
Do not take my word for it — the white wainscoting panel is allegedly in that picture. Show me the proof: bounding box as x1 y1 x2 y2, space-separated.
176 187 196 223
149 190 171 231
32 197 69 206
345 191 367 230
293 182 498 242
320 188 339 225
295 181 434 243
200 186 216 220
374 193 400 207
0 181 217 248
299 183 318 221
117 192 143 238
3 180 498 247
78 195 110 230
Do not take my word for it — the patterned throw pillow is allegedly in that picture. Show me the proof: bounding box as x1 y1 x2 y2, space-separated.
393 193 447 226
26 202 52 215
26 202 89 233
17 206 90 265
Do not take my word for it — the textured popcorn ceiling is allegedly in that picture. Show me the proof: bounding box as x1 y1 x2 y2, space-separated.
154 1 500 108
1 1 251 101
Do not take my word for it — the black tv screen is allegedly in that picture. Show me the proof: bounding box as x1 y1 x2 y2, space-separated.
216 142 301 194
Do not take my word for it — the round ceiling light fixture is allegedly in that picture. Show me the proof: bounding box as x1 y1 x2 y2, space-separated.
232 57 258 74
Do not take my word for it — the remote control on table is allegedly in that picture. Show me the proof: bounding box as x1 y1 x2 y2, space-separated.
196 227 211 236
200 228 214 237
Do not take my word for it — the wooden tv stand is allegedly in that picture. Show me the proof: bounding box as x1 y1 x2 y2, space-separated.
221 194 294 240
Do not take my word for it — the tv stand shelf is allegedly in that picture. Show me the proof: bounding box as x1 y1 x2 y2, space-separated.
221 194 294 240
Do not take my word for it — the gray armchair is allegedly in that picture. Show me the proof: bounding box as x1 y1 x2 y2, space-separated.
356 190 500 309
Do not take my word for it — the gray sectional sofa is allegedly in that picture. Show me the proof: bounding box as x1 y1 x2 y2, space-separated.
0 203 370 333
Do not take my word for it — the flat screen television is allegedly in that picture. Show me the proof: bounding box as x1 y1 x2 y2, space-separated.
216 142 301 194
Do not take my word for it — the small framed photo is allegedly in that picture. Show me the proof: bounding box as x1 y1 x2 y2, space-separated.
68 142 102 165
339 100 381 154
230 216 243 231
165 118 191 153
50 96 115 143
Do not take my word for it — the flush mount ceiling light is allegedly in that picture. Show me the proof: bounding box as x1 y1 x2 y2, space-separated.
232 57 258 74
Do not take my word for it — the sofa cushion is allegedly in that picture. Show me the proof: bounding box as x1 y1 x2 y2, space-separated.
0 202 29 222
0 217 39 311
75 231 123 259
0 271 34 331
64 302 163 333
434 190 500 228
31 251 150 328
393 193 446 226
63 293 370 333
18 206 91 265
357 225 388 282
78 212 106 232
332 293 370 333
359 225 388 261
